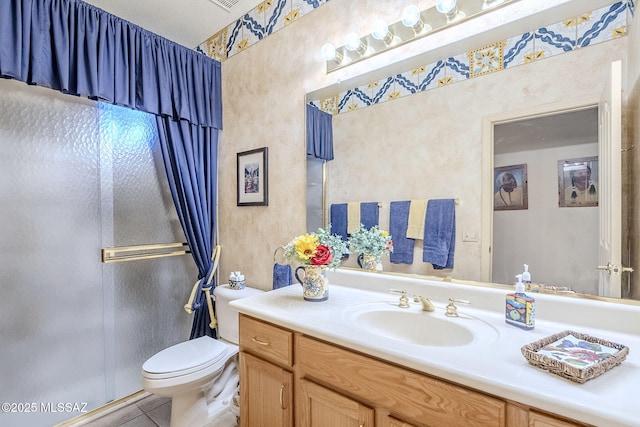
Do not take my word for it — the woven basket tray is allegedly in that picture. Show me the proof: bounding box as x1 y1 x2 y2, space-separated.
521 330 629 383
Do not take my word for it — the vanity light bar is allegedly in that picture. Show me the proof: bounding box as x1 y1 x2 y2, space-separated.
322 0 519 73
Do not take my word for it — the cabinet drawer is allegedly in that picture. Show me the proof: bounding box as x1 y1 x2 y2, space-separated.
529 411 590 427
239 315 293 367
297 335 505 427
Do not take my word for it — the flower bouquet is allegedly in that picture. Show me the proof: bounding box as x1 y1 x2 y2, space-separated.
348 224 393 270
284 225 348 301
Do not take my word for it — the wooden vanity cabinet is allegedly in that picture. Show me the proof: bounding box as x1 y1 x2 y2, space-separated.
238 315 294 427
238 315 590 427
296 334 505 427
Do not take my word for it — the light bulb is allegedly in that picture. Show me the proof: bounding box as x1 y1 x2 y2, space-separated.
320 43 336 60
344 32 367 55
344 33 362 51
435 0 457 14
371 19 393 44
320 43 343 63
371 19 389 40
401 5 421 28
401 5 424 33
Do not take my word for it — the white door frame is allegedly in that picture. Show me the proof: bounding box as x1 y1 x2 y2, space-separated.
598 60 624 298
480 96 600 283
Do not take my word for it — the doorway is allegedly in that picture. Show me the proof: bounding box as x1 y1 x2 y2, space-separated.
491 107 600 294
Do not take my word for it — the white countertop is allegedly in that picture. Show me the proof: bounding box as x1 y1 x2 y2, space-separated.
229 269 640 427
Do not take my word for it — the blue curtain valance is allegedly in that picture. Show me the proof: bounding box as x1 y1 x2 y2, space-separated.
0 0 222 129
306 103 334 161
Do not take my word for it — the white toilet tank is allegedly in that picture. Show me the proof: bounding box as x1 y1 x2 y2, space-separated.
213 284 264 345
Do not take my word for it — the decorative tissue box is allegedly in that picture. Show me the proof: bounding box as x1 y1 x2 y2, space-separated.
521 330 629 383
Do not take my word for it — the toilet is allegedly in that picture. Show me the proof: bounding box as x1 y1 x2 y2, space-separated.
142 285 263 427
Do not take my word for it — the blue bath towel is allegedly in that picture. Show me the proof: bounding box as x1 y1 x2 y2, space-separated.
360 202 380 229
330 203 348 242
389 201 415 264
272 263 293 289
423 199 456 269
330 203 350 259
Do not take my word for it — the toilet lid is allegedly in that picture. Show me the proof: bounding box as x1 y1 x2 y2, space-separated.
143 336 228 376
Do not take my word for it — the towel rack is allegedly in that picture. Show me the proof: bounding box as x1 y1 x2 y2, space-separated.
350 199 460 209
101 242 190 263
274 246 287 264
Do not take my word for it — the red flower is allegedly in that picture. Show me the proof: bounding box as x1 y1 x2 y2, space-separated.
311 245 333 265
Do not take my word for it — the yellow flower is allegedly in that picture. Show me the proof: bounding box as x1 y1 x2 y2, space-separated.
294 234 319 260
381 230 389 237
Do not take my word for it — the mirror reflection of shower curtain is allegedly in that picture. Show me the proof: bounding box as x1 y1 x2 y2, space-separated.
306 103 334 161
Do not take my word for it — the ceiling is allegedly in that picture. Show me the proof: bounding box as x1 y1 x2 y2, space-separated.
83 0 264 48
494 107 599 155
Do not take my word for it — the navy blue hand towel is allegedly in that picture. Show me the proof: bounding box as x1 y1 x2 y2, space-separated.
360 202 380 229
389 201 415 264
330 203 348 242
423 199 456 269
272 263 293 289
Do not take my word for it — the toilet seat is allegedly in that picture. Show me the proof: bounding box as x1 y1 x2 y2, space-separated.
142 336 229 380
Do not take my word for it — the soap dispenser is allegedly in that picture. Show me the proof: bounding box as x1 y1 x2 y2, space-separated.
505 274 535 330
522 264 531 283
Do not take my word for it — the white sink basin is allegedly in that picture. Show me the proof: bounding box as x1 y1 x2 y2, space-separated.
343 302 499 347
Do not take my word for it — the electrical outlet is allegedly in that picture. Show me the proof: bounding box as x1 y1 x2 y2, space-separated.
462 228 478 242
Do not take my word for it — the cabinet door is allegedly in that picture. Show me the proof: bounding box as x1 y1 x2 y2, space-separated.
240 352 293 427
529 411 588 427
298 378 375 427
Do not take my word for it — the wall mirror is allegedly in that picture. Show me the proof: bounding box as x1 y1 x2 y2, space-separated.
306 93 636 303
305 7 636 303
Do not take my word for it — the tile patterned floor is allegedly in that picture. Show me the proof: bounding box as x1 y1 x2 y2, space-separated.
87 394 171 427
77 394 240 427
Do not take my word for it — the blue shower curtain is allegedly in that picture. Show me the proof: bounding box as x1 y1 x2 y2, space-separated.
157 117 219 338
1 0 223 339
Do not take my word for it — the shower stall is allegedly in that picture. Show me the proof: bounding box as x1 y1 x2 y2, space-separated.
0 78 197 426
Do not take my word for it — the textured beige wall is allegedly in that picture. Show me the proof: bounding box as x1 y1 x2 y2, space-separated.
219 0 629 291
219 0 432 290
218 29 306 291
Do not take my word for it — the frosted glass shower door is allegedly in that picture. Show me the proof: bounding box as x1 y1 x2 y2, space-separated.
100 104 196 399
0 81 106 427
0 79 196 427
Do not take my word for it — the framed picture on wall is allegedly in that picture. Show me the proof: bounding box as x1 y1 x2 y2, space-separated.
494 164 528 211
237 147 268 206
557 156 598 207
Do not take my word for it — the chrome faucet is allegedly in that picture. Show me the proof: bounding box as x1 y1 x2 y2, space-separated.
445 298 470 317
413 296 435 312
